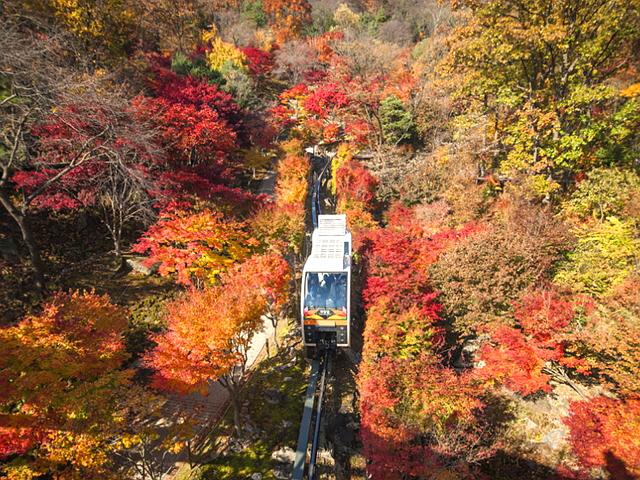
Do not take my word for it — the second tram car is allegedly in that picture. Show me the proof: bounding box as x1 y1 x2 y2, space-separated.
301 214 352 348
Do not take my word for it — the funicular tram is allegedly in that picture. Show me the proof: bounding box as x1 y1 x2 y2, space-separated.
301 214 352 351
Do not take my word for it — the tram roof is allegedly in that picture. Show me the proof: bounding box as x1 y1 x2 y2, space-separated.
303 215 351 273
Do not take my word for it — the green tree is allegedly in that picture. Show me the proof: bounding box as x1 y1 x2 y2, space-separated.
242 0 267 27
563 167 640 221
554 217 639 296
379 95 416 145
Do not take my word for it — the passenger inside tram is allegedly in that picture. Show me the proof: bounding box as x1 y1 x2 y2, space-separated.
304 273 347 311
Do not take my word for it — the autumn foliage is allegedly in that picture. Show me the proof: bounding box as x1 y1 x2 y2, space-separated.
4 0 640 478
576 276 640 396
335 159 379 234
251 139 310 255
263 0 312 42
132 207 257 286
133 95 236 166
131 67 246 181
13 97 161 211
0 291 131 477
476 290 593 396
357 207 492 478
143 253 290 432
565 396 640 478
144 283 263 394
241 46 274 76
275 152 309 205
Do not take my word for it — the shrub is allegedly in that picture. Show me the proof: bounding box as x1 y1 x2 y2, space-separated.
241 0 267 27
363 147 439 205
431 207 572 336
251 202 305 255
577 276 640 395
336 160 378 205
275 153 309 205
203 28 248 73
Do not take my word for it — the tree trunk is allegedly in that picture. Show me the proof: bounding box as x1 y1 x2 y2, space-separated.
230 393 242 438
113 234 122 260
187 440 193 469
271 315 280 351
0 189 45 292
220 377 243 438
112 234 128 273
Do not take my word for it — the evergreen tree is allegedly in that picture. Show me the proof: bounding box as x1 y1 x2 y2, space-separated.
379 95 416 145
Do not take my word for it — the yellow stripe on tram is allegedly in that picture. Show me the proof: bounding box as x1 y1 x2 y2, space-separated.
304 319 348 327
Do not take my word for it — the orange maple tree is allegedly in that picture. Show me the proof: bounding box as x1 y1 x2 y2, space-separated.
262 0 312 43
252 139 310 255
144 253 290 434
225 253 291 339
132 207 257 286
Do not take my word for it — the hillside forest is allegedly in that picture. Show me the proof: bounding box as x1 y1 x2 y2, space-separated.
1 1 640 479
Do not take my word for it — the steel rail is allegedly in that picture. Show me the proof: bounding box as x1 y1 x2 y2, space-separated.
308 350 330 480
293 359 320 480
311 154 332 229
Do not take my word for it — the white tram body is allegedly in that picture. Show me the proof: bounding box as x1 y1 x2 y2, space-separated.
301 214 352 348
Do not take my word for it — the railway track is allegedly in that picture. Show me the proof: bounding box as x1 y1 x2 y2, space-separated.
293 148 362 480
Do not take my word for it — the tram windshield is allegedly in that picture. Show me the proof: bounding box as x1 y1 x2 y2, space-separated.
304 272 347 310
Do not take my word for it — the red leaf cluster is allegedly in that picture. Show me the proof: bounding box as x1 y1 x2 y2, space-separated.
334 159 379 235
359 205 476 316
0 427 40 460
565 396 640 478
151 71 245 135
13 101 160 210
303 82 350 117
477 290 593 396
477 325 554 395
336 160 378 207
157 169 265 212
272 77 380 146
131 95 237 176
241 46 274 76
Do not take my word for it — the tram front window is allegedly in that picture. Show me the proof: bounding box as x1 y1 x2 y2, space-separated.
304 273 347 310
